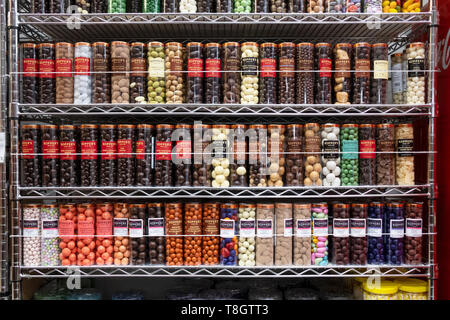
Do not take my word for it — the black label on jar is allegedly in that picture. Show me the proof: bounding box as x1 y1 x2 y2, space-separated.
390 219 405 238
42 220 59 238
322 140 339 160
408 58 425 77
241 57 258 76
333 218 349 237
296 219 311 237
405 218 422 237
129 219 143 238
367 218 382 237
350 219 366 238
148 218 164 236
397 139 413 157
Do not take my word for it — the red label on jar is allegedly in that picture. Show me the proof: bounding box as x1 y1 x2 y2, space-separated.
38 59 55 78
75 57 90 75
131 57 146 77
279 58 295 78
117 139 132 159
136 140 146 160
59 220 75 241
205 59 221 78
42 140 59 159
156 141 172 161
81 141 97 160
101 141 117 160
22 140 35 159
96 219 112 236
23 58 37 77
360 140 376 159
188 58 203 78
260 58 276 78
78 220 94 237
176 140 192 160
56 59 73 78
60 141 77 160
319 58 332 78
356 59 370 78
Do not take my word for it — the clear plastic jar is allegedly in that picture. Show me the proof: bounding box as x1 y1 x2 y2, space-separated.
108 0 127 12
384 202 404 265
288 0 304 11
315 43 332 104
38 43 56 104
23 204 41 266
74 42 92 104
187 42 204 104
256 204 274 266
198 0 214 11
164 0 179 11
391 53 404 104
111 41 130 104
402 49 408 103
241 42 259 105
333 43 352 104
267 125 285 187
220 203 239 265
382 0 401 12
113 203 130 265
211 125 231 188
130 42 147 103
296 43 314 104
376 123 395 185
331 203 350 265
174 124 192 187
92 0 108 12
55 42 74 104
396 123 415 185
76 203 96 266
312 203 328 266
304 123 322 186
80 124 98 186
353 43 371 104
350 203 368 265
249 124 268 187
129 204 147 265
127 0 143 11
21 124 41 187
217 0 232 12
100 124 117 186
223 42 241 104
230 124 247 187
59 125 78 187
136 124 154 186
238 203 256 267
255 0 269 12
22 43 38 104
359 124 376 186
275 203 293 266
285 124 303 187
203 203 220 265
340 124 359 186
144 0 162 11
184 203 202 266
307 0 327 13
367 202 384 264
193 124 212 187
117 124 135 186
321 123 341 187
363 281 398 300
234 0 252 12
40 204 60 266
396 278 427 300
364 0 382 13
404 202 423 265
41 124 59 187
155 124 174 187
370 43 388 104
31 0 46 12
259 43 277 104
76 0 92 13
293 203 311 266
279 42 295 104
95 203 114 265
205 43 221 104
147 41 165 104
148 203 165 265
271 0 287 12
92 42 111 104
345 0 360 12
406 42 426 104
58 204 77 266
165 42 184 104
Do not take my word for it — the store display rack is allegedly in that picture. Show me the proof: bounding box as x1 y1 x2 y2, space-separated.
7 0 438 300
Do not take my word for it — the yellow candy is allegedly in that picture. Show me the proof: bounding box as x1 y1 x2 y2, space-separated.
415 7 421 12
313 238 318 244
382 0 390 6
389 8 398 13
390 1 397 8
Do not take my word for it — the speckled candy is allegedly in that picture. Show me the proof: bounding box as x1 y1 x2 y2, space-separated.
311 203 329 266
340 124 359 186
40 205 60 266
23 205 41 266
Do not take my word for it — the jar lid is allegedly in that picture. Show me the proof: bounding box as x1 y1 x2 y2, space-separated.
231 124 246 129
333 203 349 209
221 203 237 209
377 123 394 128
185 202 202 207
312 202 328 208
193 124 211 129
75 42 90 47
23 204 41 208
242 42 259 47
41 124 58 129
56 42 73 47
297 42 314 47
280 42 295 47
148 203 163 207
261 43 277 48
369 202 384 207
204 202 220 207
60 203 76 208
166 42 183 48
131 42 145 47
187 42 204 48
315 43 331 48
111 41 129 46
409 42 425 49
176 124 193 129
100 124 116 129
397 123 413 128
257 203 274 209
287 124 303 128
213 124 230 129
80 124 98 129
77 203 95 208
372 43 388 48
93 42 109 47
249 124 267 129
351 203 368 208
205 43 220 48
166 202 183 208
130 204 146 208
394 279 428 293
21 124 39 129
392 53 403 58
156 124 175 129
223 42 240 47
23 43 37 48
406 202 423 208
268 124 285 130
354 42 371 48
359 124 375 128
335 43 352 49
59 125 76 130
321 123 339 128
363 281 398 295
342 124 358 128
240 203 256 208
137 124 154 129
387 202 404 208
275 203 292 209
148 41 164 47
41 204 58 208
117 124 135 129
294 203 311 209
39 43 55 48
305 123 320 128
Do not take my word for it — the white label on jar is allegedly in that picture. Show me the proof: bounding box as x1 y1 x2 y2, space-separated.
220 219 235 238
129 219 143 238
333 219 349 237
350 219 367 237
405 218 422 237
392 62 403 94
239 219 255 238
284 219 293 237
41 219 58 238
113 218 129 236
257 219 273 238
296 219 311 237
0 132 5 163
149 57 165 78
312 218 328 237
23 219 39 237
148 218 164 237
367 218 382 237
390 219 405 238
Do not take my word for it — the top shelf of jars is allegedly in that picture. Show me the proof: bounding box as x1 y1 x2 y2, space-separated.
17 12 432 41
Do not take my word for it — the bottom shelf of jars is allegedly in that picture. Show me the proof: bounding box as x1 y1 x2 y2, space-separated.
19 265 431 278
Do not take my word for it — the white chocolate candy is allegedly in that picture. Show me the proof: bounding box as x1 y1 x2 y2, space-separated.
321 124 341 187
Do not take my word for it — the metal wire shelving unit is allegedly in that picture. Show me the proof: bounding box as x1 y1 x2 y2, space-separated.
7 0 438 300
